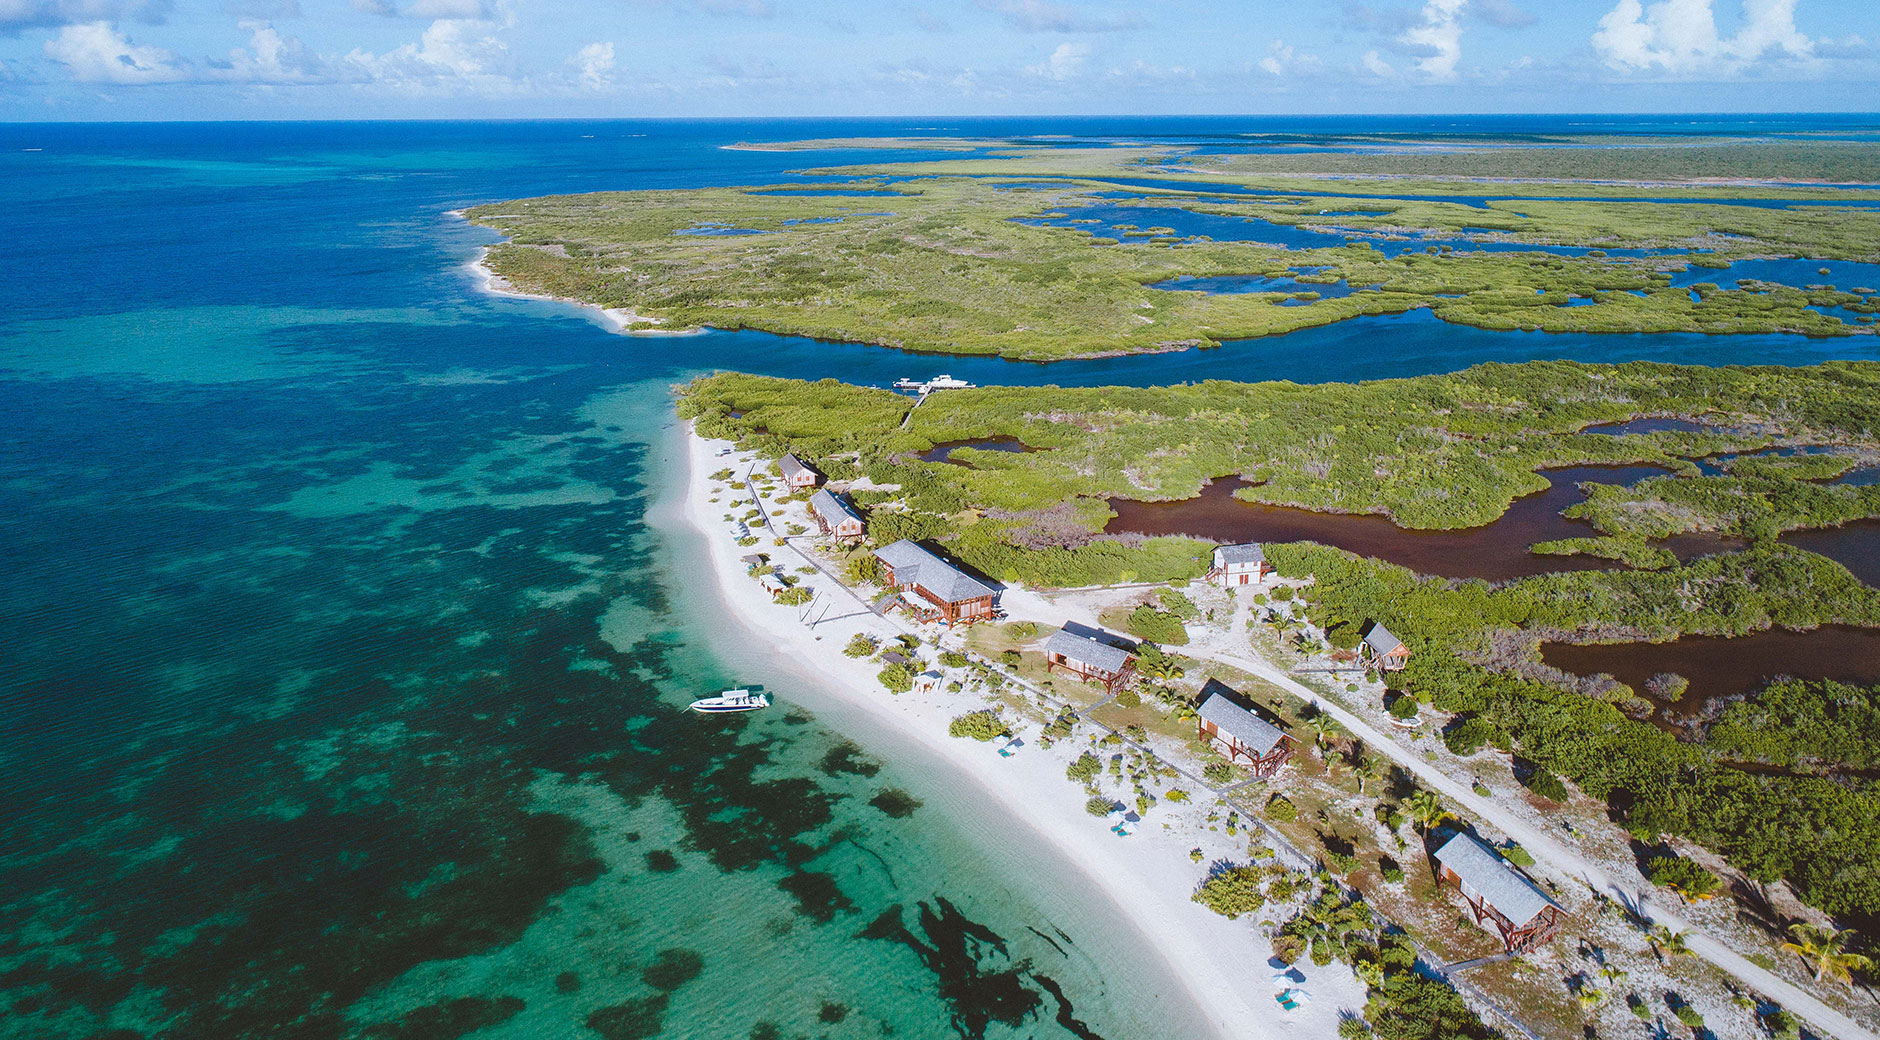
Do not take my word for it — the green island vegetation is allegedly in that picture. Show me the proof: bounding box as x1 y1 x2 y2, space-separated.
678 361 1880 924
677 360 1880 585
787 134 1880 199
1704 678 1880 773
467 138 1880 361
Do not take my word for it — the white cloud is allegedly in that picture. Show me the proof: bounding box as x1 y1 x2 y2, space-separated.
404 0 488 17
1258 40 1292 76
571 40 613 90
1399 0 1467 80
1362 49 1395 77
1257 38 1322 78
341 16 518 92
219 18 326 82
1592 0 1814 74
1 0 168 33
977 0 1138 33
43 20 182 81
1027 40 1089 79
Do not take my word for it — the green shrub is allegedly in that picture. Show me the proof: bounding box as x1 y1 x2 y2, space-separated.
1387 696 1420 720
1382 864 1406 884
1764 1009 1801 1040
1192 865 1270 919
1007 620 1039 638
938 650 969 668
878 663 914 693
1266 795 1298 822
1444 716 1510 756
1499 844 1534 867
949 710 1008 741
1522 768 1570 802
1203 760 1235 784
1114 688 1141 708
1645 854 1722 900
844 552 882 585
776 587 812 606
1157 587 1201 620
1085 795 1114 816
1125 604 1190 645
1066 753 1102 784
999 649 1022 667
1673 1004 1704 1029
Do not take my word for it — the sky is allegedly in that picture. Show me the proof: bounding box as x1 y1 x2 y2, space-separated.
0 0 1875 120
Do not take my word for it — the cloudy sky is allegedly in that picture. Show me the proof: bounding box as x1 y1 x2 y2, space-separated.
0 0 1874 120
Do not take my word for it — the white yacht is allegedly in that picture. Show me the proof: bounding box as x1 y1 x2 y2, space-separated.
688 688 771 713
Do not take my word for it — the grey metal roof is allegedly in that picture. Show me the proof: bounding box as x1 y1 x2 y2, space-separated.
1434 832 1560 927
1197 691 1288 757
810 488 862 525
873 540 997 603
1043 628 1135 674
778 454 816 480
1364 622 1405 657
1214 543 1267 566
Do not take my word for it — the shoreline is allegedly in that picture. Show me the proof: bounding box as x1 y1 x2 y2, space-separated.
659 419 1363 1040
455 219 706 338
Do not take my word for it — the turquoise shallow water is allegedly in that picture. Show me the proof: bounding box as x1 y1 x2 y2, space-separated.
2 117 1878 1040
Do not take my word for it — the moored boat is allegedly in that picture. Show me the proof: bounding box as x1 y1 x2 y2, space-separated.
688 687 771 713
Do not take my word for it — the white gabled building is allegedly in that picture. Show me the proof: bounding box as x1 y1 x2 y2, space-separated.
1207 543 1272 587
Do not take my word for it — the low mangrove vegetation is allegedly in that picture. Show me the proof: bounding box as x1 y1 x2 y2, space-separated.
469 162 1880 360
678 360 1880 586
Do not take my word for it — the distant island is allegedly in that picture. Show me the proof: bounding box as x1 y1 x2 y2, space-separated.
466 138 1880 360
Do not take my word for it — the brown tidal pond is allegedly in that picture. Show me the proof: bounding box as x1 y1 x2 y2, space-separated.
1103 467 1732 583
1541 626 1880 711
1783 518 1880 587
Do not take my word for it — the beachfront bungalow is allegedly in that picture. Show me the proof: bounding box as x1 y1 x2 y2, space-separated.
1195 681 1293 778
1043 626 1137 694
1361 622 1411 672
739 553 769 571
1433 832 1567 954
778 454 821 490
808 488 866 543
757 573 789 598
874 540 999 627
1207 543 1273 587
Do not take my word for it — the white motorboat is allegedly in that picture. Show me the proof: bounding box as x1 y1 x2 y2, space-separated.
688 688 771 713
892 374 979 393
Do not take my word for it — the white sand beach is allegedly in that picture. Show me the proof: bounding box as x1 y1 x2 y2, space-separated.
660 421 1366 1040
459 233 703 337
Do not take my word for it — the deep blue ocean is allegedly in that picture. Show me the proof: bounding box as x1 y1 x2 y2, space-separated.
1 116 1876 1040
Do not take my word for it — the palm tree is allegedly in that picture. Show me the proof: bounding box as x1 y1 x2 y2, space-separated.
1352 747 1386 797
1404 789 1454 838
1648 924 1692 964
1303 712 1345 761
1783 923 1873 987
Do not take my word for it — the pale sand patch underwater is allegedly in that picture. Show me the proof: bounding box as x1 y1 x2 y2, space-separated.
648 418 1367 1040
